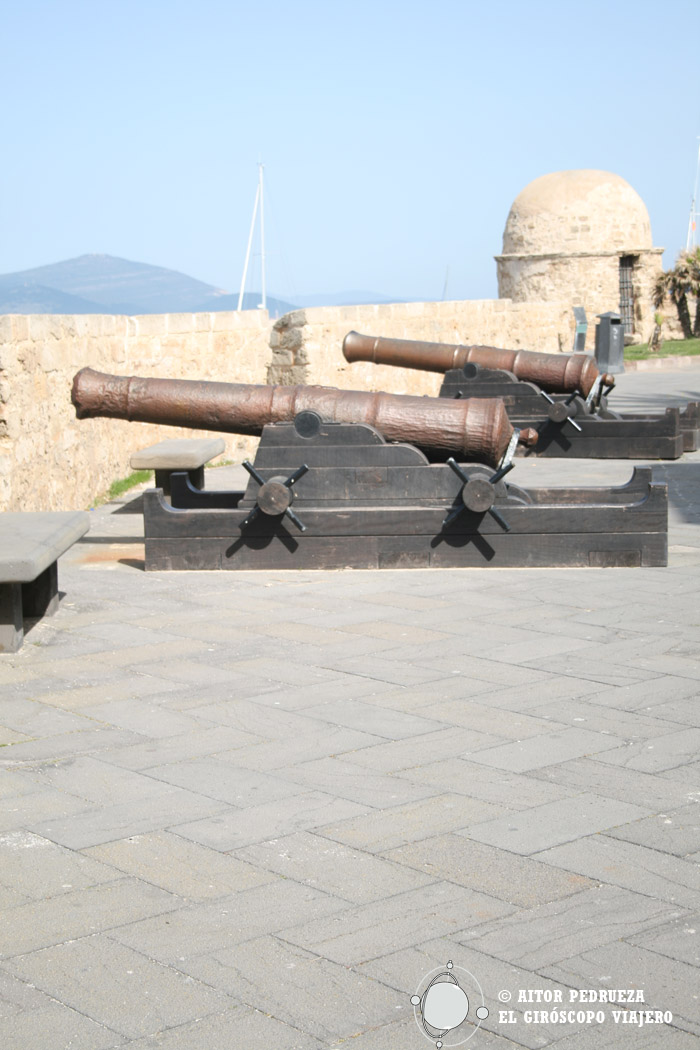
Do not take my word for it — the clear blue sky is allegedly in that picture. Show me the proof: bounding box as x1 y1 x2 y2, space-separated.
2 0 699 303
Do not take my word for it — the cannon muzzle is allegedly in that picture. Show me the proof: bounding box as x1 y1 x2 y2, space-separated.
342 331 612 397
71 368 537 468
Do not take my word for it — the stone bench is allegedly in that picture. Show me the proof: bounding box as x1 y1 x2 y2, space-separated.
130 438 226 496
0 511 90 653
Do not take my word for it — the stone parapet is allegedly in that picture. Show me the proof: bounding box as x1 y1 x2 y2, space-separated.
267 298 574 392
0 311 270 512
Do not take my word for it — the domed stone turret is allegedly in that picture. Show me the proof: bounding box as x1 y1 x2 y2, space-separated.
496 170 663 339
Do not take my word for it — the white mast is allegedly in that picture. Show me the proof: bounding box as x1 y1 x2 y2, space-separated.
686 138 700 252
237 162 267 312
259 163 266 310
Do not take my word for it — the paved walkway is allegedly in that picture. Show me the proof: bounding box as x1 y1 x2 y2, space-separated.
1 367 699 1049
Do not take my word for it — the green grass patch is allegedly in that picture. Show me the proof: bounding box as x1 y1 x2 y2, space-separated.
625 338 700 361
108 469 153 500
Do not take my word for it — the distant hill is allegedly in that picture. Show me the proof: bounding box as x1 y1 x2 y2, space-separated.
0 255 225 315
0 254 402 318
194 292 298 317
0 280 110 315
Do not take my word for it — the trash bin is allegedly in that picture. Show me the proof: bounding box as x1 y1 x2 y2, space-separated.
594 312 625 374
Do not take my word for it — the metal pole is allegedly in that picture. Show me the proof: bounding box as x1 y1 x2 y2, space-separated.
237 178 260 311
259 162 266 310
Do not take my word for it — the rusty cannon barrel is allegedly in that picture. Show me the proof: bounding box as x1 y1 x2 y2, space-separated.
342 331 613 397
71 368 537 468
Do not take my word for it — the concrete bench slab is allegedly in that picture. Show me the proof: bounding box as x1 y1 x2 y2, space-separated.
130 438 225 495
0 511 89 653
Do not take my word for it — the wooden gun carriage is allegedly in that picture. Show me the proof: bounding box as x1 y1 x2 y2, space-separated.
72 368 668 571
343 332 699 459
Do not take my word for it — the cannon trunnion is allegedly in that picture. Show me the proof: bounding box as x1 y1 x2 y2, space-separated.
142 417 668 571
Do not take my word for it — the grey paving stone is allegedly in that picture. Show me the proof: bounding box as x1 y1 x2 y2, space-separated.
645 694 700 725
406 652 554 687
110 881 349 964
479 631 595 665
629 915 700 967
358 936 585 1049
30 787 229 849
466 728 625 773
399 757 576 809
349 675 498 714
459 884 685 968
0 970 123 1049
318 793 508 854
297 697 449 740
0 768 42 800
0 878 179 959
36 674 190 710
527 697 683 741
327 1018 520 1050
0 829 120 900
540 1025 699 1049
529 757 700 812
77 700 205 739
117 1005 325 1049
535 834 700 909
144 757 307 808
449 674 602 713
0 787 97 833
245 672 384 711
544 942 700 1035
84 830 277 900
382 834 594 907
18 755 196 806
0 697 92 736
173 791 368 851
317 653 458 687
2 935 233 1039
595 728 700 774
280 881 513 966
605 804 700 857
348 727 509 774
461 794 650 855
532 675 699 714
274 756 438 809
0 727 147 767
420 697 567 738
179 934 405 1043
93 724 264 772
221 724 385 772
235 830 435 904
219 654 347 688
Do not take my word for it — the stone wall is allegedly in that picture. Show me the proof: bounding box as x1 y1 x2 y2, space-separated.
1 297 575 513
0 311 270 512
496 250 664 340
268 298 574 395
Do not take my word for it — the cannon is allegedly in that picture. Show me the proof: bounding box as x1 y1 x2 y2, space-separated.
72 367 537 469
71 368 667 571
343 332 699 459
342 330 610 396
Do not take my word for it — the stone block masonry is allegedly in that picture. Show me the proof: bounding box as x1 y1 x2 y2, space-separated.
267 298 573 391
1 299 573 512
0 311 270 512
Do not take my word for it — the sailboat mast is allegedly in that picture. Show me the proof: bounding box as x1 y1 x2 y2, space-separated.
259 162 266 310
237 176 260 312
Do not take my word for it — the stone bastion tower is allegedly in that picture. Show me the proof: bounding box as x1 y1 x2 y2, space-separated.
495 169 664 340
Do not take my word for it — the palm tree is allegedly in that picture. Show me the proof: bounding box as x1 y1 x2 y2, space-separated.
687 247 700 337
653 250 700 339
